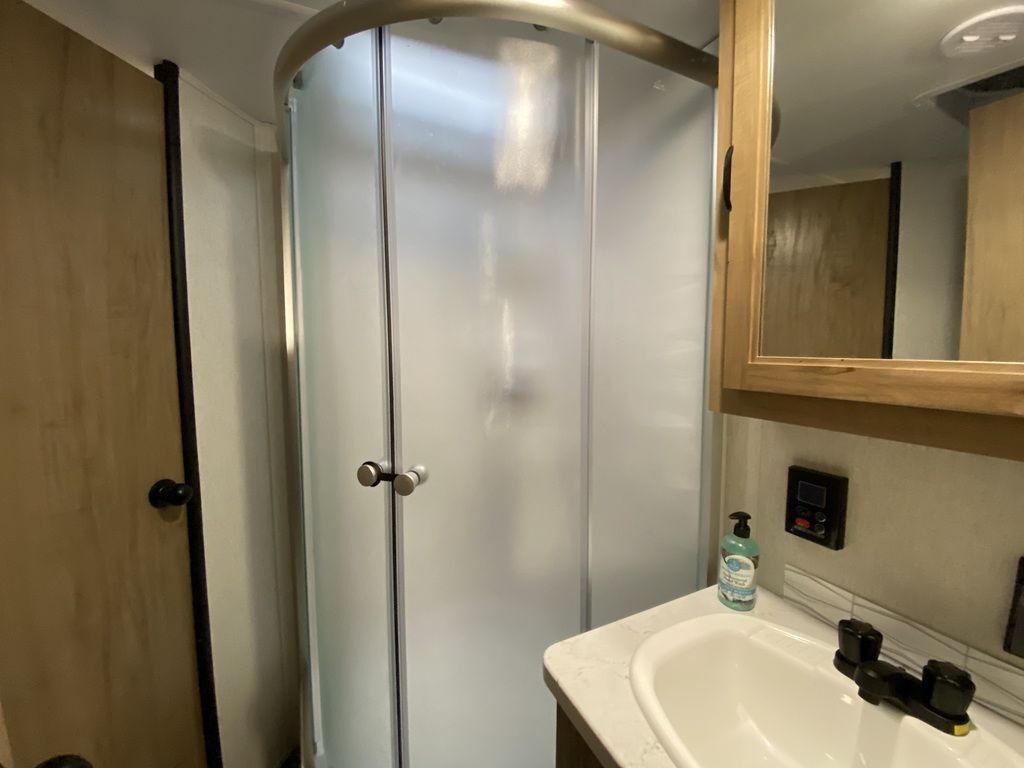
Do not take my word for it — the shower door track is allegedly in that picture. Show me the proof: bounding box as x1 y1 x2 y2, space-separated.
272 0 719 159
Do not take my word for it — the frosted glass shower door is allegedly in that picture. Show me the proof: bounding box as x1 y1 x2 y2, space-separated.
388 21 589 768
292 34 398 768
588 47 714 627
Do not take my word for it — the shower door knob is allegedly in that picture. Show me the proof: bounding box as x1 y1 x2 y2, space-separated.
394 465 428 497
357 461 387 488
357 460 426 495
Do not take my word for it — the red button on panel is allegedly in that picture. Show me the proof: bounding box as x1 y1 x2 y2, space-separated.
795 518 811 529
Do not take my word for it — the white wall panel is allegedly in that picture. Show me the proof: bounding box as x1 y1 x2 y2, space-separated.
181 77 298 768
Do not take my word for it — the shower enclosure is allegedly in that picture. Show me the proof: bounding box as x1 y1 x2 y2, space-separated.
287 16 714 768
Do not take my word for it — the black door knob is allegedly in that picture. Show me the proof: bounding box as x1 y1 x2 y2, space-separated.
148 478 194 509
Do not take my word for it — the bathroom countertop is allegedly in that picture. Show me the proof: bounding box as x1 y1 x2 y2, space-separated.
543 586 1024 768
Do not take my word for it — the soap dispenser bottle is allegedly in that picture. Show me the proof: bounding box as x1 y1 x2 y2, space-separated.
718 511 759 611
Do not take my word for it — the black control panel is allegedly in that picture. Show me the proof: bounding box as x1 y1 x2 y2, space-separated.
785 465 847 550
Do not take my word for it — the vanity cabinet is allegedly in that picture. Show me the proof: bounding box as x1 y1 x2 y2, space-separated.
711 0 1024 460
555 706 605 768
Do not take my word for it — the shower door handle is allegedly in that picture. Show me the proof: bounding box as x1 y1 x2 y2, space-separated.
357 460 389 488
394 466 428 497
357 461 427 496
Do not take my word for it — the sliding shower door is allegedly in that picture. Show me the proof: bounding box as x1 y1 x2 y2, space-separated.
290 18 714 768
388 21 588 768
293 24 588 767
292 33 399 768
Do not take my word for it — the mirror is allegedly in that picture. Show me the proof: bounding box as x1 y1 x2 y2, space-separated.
762 1 1024 362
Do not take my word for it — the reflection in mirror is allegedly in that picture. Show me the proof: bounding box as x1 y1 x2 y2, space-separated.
762 1 1024 362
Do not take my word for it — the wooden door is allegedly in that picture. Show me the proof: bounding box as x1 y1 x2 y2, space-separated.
0 1 206 765
762 179 891 357
960 91 1024 362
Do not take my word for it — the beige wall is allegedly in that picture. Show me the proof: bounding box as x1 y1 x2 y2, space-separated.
720 416 1024 669
181 78 298 767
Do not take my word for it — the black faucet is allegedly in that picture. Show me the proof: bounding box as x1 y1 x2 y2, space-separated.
833 618 976 737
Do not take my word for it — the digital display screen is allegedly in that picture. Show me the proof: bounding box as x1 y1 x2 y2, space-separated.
797 480 827 509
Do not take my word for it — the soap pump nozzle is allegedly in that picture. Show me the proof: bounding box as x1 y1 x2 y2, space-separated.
729 511 751 538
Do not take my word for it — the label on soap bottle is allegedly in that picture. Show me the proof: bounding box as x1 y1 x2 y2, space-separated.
718 551 758 605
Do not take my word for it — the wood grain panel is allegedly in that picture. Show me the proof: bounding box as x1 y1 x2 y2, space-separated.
719 387 1024 462
762 180 890 357
556 706 606 768
708 0 735 412
0 1 205 764
721 0 774 390
961 91 1024 362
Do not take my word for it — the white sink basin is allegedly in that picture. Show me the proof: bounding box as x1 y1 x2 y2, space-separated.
630 613 1024 768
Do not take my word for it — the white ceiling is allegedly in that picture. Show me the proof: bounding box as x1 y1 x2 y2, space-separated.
28 0 1022 172
772 0 1024 184
25 0 718 123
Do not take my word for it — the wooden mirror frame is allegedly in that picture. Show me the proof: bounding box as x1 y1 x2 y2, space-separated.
710 0 1024 461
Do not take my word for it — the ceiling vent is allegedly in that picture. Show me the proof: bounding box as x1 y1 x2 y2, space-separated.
941 6 1024 57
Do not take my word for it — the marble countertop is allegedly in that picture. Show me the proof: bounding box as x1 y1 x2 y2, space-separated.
543 585 1024 768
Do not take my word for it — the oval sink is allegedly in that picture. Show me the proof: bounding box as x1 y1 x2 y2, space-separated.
630 613 1024 768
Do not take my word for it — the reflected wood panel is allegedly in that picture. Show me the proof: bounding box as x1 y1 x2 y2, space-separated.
961 90 1024 362
762 179 890 358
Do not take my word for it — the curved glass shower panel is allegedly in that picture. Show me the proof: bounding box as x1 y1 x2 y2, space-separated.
387 20 589 768
292 34 396 768
588 46 714 627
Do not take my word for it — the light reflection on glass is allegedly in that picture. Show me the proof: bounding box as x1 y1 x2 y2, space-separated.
495 38 560 190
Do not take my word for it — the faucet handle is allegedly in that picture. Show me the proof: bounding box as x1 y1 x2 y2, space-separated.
838 619 883 664
921 660 975 718
834 619 883 678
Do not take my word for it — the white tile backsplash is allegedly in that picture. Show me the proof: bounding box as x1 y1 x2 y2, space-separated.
782 564 1023 726
782 565 854 627
968 648 1024 727
852 596 968 672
